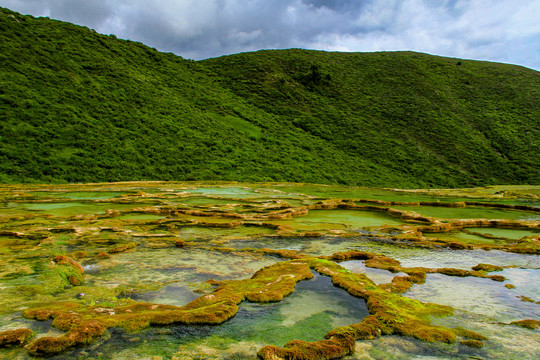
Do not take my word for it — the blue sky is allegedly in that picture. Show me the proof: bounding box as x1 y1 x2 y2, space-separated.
3 0 539 70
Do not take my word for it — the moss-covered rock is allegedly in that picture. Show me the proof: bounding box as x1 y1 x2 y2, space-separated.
0 329 33 347
472 263 504 272
258 334 355 360
510 319 540 329
460 339 484 348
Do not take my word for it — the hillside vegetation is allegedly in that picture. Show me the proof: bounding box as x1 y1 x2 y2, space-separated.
1 7 538 187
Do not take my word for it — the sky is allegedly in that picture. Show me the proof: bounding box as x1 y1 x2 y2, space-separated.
3 0 540 70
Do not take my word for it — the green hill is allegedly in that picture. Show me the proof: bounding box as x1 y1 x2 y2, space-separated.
1 7 538 187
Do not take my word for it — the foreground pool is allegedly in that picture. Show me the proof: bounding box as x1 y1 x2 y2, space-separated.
0 182 538 359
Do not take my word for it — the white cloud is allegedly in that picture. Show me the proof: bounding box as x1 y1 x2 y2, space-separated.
2 0 539 69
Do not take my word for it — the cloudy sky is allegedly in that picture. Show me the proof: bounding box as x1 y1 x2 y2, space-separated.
3 0 540 70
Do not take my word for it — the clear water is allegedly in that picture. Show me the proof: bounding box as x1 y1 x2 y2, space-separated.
1 182 539 360
406 273 540 321
340 260 408 284
25 272 369 360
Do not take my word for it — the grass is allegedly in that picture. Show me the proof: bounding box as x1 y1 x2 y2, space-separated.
0 7 538 188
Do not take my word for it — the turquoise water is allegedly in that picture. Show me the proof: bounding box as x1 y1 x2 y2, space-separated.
31 191 124 200
2 183 539 360
52 272 369 360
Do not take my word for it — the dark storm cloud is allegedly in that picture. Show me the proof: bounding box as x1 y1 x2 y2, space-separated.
99 0 362 60
2 0 539 70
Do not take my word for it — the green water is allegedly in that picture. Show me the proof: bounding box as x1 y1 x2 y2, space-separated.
392 205 540 220
31 191 124 200
465 227 539 240
279 209 404 230
183 186 261 198
189 272 369 345
46 272 369 360
270 184 471 203
19 202 139 217
1 182 540 360
178 225 275 239
171 196 253 206
432 231 507 245
113 213 166 221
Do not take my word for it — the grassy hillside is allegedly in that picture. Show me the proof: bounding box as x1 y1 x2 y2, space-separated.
0 7 538 187
203 50 540 187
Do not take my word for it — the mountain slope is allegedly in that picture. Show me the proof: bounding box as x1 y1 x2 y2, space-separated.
0 7 538 187
203 49 539 186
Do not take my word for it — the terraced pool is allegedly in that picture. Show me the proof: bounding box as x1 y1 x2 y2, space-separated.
0 182 538 360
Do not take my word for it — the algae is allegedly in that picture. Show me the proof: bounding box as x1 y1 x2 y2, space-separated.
0 182 538 359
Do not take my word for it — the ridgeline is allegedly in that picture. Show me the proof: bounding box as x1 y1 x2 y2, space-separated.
1 7 538 187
